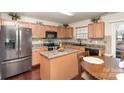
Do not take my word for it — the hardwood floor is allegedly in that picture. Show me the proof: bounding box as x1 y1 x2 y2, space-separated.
6 65 81 80
6 65 41 80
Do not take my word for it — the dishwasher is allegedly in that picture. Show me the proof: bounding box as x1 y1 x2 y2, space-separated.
85 48 99 56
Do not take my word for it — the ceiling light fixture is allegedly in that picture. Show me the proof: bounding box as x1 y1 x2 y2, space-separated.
60 12 73 16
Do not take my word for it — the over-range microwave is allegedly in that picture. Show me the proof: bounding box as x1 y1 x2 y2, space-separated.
45 31 57 39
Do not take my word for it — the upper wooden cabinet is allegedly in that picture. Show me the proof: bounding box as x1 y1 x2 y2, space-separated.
31 24 45 38
58 27 73 38
45 25 58 32
88 22 104 39
65 27 73 38
57 27 66 38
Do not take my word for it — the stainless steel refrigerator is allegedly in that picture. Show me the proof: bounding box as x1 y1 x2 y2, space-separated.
0 25 32 79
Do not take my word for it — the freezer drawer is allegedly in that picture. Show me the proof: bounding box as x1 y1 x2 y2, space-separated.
2 56 32 79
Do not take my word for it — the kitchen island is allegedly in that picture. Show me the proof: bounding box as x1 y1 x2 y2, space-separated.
40 48 79 80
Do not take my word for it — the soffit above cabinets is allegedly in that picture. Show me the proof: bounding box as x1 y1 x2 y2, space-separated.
12 12 114 24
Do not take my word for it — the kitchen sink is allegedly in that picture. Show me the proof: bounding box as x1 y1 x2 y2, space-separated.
83 57 104 64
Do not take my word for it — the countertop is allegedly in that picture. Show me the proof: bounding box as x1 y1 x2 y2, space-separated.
81 56 124 80
63 43 105 50
40 48 78 59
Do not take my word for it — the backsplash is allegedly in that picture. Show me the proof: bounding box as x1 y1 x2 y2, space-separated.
32 38 107 48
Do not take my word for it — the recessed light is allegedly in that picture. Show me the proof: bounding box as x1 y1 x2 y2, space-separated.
60 12 73 16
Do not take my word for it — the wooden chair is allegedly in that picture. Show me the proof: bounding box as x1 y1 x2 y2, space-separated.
85 51 90 56
77 51 85 79
120 52 124 60
77 51 95 80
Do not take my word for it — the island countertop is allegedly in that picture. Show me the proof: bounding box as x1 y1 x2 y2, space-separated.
40 48 79 59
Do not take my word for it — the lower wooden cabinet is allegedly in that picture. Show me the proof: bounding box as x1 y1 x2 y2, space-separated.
32 48 48 66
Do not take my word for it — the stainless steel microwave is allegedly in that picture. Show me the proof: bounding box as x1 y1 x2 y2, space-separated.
46 31 57 39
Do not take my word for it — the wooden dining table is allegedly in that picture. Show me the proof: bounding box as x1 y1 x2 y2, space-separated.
81 56 124 80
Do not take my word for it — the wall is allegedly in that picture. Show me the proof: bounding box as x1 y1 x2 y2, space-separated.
69 12 124 57
0 13 61 26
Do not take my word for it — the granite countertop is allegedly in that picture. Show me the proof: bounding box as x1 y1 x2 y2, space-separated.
64 43 105 50
40 48 79 59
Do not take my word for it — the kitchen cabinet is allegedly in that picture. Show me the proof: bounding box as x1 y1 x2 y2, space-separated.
45 25 58 32
40 50 78 80
58 27 73 38
57 27 66 38
31 24 45 38
65 27 73 38
32 48 48 66
88 22 104 38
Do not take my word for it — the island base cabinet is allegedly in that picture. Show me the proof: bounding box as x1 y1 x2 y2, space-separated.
40 53 79 80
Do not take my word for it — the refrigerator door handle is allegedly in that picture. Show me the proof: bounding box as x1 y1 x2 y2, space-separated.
2 56 31 64
16 29 18 52
19 29 22 52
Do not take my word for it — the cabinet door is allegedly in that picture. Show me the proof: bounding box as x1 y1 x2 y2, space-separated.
52 26 58 32
94 22 104 38
32 49 40 66
45 25 57 32
31 24 45 38
58 27 65 38
67 27 73 38
32 48 48 66
88 24 94 38
45 25 51 31
65 28 68 38
57 27 61 38
40 25 45 38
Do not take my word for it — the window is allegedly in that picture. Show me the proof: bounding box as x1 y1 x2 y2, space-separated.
116 24 124 42
76 26 88 39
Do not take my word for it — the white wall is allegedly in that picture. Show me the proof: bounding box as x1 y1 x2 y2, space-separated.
0 13 61 26
70 12 124 57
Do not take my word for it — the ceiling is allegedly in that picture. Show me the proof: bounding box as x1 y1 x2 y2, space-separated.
16 12 111 24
